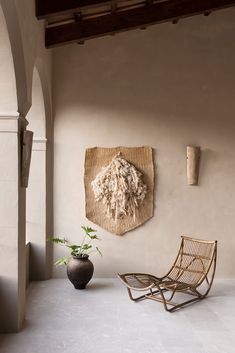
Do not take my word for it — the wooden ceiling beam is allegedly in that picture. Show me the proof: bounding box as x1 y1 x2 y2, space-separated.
45 0 235 47
36 0 111 19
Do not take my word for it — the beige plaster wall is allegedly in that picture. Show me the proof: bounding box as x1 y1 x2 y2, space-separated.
53 9 235 279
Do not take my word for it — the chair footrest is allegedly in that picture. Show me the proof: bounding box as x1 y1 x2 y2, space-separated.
118 273 160 290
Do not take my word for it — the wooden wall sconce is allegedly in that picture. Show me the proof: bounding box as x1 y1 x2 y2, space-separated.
21 130 34 188
186 146 201 185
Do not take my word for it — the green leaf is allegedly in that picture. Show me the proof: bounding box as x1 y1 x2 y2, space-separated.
82 244 92 250
81 226 96 234
54 256 71 266
66 245 80 256
67 245 80 251
86 227 96 233
47 237 68 244
89 234 100 240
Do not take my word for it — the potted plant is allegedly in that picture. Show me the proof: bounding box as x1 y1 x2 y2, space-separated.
48 226 101 289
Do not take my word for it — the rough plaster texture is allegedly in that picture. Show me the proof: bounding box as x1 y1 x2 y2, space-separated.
53 9 235 279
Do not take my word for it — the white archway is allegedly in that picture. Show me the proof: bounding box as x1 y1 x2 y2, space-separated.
26 67 48 280
27 67 46 136
0 0 30 115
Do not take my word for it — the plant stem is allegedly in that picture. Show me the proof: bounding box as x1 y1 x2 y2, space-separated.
78 232 88 256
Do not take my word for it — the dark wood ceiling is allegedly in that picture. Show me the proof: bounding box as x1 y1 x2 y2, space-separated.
36 0 235 48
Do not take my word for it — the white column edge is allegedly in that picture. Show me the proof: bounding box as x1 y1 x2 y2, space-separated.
0 113 23 133
0 112 20 118
32 137 47 151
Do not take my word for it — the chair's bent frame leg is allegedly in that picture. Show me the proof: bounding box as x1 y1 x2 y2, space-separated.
127 288 147 302
126 283 198 312
124 278 215 312
151 284 170 311
146 284 205 312
142 283 172 311
127 287 163 302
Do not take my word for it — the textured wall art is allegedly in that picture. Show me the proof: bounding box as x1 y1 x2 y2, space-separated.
84 147 154 235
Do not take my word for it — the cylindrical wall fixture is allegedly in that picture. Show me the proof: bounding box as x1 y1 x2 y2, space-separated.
186 146 201 185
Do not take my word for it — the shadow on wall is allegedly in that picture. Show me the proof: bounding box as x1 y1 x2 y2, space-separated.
29 243 51 281
0 277 18 332
199 149 218 185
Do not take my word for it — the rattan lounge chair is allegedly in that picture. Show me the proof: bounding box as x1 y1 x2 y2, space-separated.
118 236 217 312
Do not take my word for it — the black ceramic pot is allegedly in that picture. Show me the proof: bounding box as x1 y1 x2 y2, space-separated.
67 255 94 289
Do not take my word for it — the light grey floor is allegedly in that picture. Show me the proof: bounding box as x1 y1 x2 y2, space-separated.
0 278 235 353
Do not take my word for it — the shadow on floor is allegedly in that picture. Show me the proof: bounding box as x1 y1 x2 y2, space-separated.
87 280 115 291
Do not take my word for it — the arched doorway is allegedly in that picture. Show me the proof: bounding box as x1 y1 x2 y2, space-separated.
26 67 48 281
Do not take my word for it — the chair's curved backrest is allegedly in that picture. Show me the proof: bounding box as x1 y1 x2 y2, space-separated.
167 236 217 287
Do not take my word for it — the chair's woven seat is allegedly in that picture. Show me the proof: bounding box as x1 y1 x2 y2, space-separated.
120 274 191 291
160 280 191 291
119 273 159 289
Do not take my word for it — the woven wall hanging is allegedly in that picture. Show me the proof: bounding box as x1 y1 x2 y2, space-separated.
84 146 154 235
